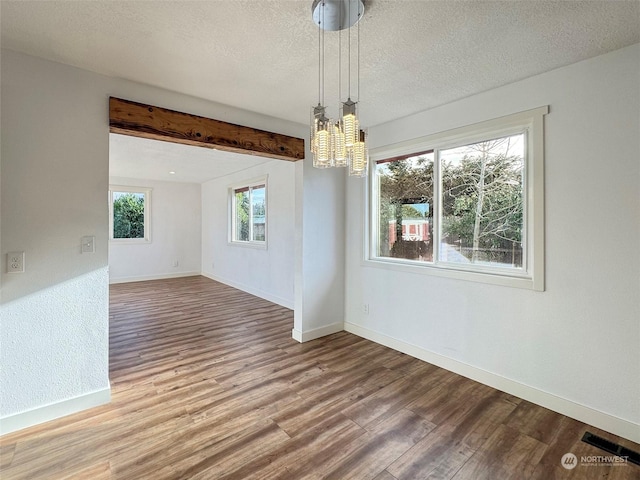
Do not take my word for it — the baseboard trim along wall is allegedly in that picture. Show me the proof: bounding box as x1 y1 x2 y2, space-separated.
344 322 640 444
291 322 343 343
201 272 294 310
110 272 294 309
109 271 201 284
0 387 111 437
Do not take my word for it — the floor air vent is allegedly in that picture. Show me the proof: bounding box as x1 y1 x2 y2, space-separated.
581 432 640 466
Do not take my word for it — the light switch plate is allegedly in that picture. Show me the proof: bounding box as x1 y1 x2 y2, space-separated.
82 236 95 253
7 251 25 273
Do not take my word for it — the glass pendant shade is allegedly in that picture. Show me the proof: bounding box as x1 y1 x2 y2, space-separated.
311 104 325 155
341 99 359 148
312 105 333 168
314 127 332 168
331 122 347 167
348 129 369 177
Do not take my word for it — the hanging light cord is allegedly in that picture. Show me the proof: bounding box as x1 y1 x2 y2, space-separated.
324 5 328 105
338 11 342 103
321 2 325 106
317 5 321 105
357 10 360 102
348 0 352 99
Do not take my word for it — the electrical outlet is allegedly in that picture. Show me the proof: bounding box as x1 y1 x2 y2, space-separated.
7 251 25 273
172 260 179 267
363 304 369 315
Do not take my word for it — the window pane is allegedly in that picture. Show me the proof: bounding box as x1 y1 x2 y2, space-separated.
376 152 434 262
440 134 524 268
251 186 266 242
112 192 145 239
235 190 250 241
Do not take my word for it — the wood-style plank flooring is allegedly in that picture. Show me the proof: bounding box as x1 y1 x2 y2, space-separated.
1 276 638 479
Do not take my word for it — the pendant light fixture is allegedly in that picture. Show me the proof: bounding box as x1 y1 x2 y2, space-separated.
310 0 368 177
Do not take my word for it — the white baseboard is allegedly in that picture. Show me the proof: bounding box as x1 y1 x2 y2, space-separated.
0 387 111 436
291 322 343 343
292 328 303 342
110 271 294 310
109 271 200 284
201 272 294 309
344 322 640 444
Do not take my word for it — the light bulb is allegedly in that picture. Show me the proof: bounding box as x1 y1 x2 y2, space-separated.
349 130 369 177
311 119 319 154
310 105 327 158
314 129 331 168
332 123 347 167
342 113 359 148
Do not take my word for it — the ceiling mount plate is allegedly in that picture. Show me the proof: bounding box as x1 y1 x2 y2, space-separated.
311 0 365 31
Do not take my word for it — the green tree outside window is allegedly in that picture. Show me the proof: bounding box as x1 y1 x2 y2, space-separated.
113 192 146 239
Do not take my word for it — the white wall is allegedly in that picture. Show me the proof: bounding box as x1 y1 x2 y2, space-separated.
295 163 346 341
108 176 201 283
1 51 111 433
345 44 640 442
201 161 296 308
1 49 339 435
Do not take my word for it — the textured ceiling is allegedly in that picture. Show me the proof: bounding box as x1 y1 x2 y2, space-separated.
2 1 639 182
2 0 639 128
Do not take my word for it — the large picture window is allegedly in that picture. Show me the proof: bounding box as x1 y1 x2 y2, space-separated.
109 186 151 243
369 107 547 290
230 178 267 246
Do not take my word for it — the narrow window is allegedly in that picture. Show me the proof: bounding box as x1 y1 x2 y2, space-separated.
230 178 267 246
109 186 151 243
375 150 434 262
439 134 525 269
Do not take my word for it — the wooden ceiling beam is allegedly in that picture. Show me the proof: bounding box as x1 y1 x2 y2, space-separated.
109 97 304 162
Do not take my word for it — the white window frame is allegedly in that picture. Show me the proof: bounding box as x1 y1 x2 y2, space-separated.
367 106 547 291
229 175 268 249
109 185 152 244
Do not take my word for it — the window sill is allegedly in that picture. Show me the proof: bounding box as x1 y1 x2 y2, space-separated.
363 257 541 291
228 241 267 250
109 238 151 245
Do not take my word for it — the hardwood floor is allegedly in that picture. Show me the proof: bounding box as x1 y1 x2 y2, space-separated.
1 276 638 479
